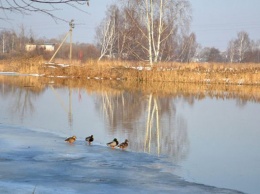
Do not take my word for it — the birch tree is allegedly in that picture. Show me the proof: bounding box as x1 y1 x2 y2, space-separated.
227 40 236 63
0 30 18 53
96 5 118 60
177 33 197 62
235 31 251 63
124 0 191 66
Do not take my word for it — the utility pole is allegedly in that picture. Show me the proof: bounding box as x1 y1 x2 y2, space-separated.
69 19 75 65
2 34 5 53
48 19 75 64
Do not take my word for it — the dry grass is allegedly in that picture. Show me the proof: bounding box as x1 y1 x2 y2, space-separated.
0 56 44 74
1 56 260 85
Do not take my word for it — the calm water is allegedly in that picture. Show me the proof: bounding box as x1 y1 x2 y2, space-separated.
0 75 260 194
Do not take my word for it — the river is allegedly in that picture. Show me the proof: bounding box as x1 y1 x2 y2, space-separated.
0 74 259 194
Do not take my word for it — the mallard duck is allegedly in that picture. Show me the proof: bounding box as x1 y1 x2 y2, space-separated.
118 139 129 149
106 138 119 148
85 135 94 145
65 136 76 143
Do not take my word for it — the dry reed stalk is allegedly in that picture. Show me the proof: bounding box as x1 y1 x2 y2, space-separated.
1 57 260 85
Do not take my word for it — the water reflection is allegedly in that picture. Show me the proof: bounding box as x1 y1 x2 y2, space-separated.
96 91 143 133
1 75 259 194
142 94 189 162
0 74 259 162
49 85 74 129
92 88 189 160
0 76 44 121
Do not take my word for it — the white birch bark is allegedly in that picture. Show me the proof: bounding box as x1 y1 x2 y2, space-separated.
98 13 116 61
145 0 153 66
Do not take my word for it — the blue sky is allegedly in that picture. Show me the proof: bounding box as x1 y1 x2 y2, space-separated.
1 0 260 51
190 0 260 50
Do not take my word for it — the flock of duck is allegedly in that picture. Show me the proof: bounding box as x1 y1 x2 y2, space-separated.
64 135 129 150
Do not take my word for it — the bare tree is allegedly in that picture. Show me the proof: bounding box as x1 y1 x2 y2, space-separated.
252 40 260 63
235 31 251 63
96 5 118 61
18 24 27 52
227 39 236 63
226 31 252 63
177 33 197 62
124 0 191 65
0 0 90 21
97 0 191 64
0 30 17 53
207 47 222 62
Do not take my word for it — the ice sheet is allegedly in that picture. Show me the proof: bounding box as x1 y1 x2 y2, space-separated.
0 125 244 194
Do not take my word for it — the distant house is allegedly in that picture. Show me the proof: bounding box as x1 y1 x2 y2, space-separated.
25 43 55 52
25 44 37 51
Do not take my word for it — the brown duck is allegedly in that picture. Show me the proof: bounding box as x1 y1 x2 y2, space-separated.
65 136 76 144
118 139 129 149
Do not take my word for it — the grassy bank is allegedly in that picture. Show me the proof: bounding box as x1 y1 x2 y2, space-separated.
0 56 260 85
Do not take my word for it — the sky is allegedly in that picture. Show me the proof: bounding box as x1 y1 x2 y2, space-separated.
190 0 260 50
1 0 115 44
1 0 260 51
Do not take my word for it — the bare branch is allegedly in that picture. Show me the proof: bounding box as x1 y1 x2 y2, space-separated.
0 0 90 22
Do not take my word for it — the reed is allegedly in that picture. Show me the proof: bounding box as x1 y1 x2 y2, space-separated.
0 56 44 74
1 56 260 85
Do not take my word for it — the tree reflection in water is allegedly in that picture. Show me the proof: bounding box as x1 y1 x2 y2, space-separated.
96 91 189 162
12 88 36 120
2 75 259 163
0 77 43 122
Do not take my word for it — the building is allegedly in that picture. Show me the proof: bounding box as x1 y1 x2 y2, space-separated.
25 43 55 52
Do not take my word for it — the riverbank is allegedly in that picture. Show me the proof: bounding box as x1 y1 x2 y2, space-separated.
0 56 260 85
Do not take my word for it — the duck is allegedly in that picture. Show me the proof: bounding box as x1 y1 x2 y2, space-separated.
106 138 119 148
118 139 129 149
85 135 94 145
65 136 76 144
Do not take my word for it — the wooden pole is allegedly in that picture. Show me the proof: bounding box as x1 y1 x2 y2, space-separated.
48 19 74 64
69 20 74 65
48 32 70 63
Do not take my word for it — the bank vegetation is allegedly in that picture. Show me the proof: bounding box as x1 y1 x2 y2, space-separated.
0 56 260 86
1 72 260 104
